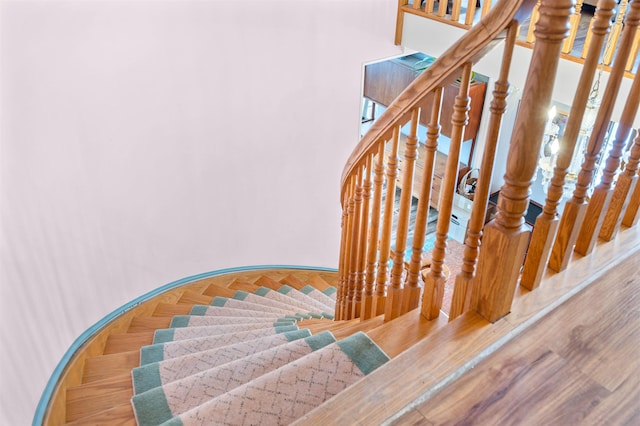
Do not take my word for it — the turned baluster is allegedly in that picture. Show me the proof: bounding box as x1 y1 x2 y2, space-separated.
354 156 374 318
362 144 385 319
526 1 542 44
402 88 443 315
602 128 640 238
465 0 479 26
375 127 400 316
451 0 463 21
622 131 640 225
626 27 640 71
472 0 574 323
574 0 640 256
438 0 448 17
596 75 640 239
563 0 584 54
385 108 421 321
551 0 640 268
425 0 436 14
604 0 629 66
481 0 492 18
421 63 472 320
521 0 617 289
335 196 348 320
338 178 355 320
346 168 366 319
449 22 518 321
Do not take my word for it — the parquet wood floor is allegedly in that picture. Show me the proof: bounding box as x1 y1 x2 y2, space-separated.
393 248 640 425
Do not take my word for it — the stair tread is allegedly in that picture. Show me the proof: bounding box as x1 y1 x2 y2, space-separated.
202 283 238 298
226 279 261 293
66 374 133 422
280 274 307 290
153 303 193 317
83 350 140 383
64 403 135 426
128 316 172 333
103 331 155 355
178 290 213 305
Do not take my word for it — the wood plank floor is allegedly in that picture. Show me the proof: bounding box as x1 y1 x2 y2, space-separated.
392 249 640 425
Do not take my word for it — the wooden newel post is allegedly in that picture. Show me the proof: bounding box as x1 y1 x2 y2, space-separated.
471 0 573 323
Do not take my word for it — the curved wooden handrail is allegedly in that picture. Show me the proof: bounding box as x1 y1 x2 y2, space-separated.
341 0 536 202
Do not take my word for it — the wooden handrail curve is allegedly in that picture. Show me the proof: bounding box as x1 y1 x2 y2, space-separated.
341 0 536 201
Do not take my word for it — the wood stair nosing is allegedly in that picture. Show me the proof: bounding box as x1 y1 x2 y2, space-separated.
306 274 333 291
127 316 172 333
202 283 239 298
103 331 155 355
64 402 136 426
332 316 386 340
66 373 133 422
82 350 140 384
178 290 213 305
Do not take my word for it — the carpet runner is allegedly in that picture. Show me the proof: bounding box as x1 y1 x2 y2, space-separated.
130 283 390 425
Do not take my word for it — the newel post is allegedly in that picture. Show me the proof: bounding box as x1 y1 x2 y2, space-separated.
471 0 573 323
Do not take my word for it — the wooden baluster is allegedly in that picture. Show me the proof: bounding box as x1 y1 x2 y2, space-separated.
563 0 584 54
335 196 349 320
338 178 356 320
346 168 366 319
375 127 401 316
413 0 422 10
472 0 574 323
362 144 385 320
354 156 374 318
425 0 436 14
385 109 421 321
550 0 640 269
421 63 472 320
626 26 640 71
449 22 518 321
597 77 640 239
602 128 640 238
574 0 640 256
403 88 443 315
481 0 492 18
396 0 410 45
465 0 478 26
604 0 629 66
527 1 542 44
622 132 640 226
522 0 617 289
438 0 448 17
451 0 462 21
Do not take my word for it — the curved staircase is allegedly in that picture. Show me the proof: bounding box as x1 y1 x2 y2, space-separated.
51 268 418 425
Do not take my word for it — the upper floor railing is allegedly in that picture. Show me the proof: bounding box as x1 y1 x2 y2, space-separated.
335 0 640 324
396 0 639 76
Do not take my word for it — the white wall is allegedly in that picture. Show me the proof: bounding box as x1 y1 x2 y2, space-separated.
0 1 402 423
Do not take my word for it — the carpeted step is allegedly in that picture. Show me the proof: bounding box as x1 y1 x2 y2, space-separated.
276 285 335 318
133 329 312 394
152 322 296 344
139 324 299 365
159 332 390 426
253 286 333 318
228 291 324 318
168 315 294 328
131 331 337 426
188 304 291 320
209 296 313 319
300 284 338 309
66 373 133 422
323 286 337 299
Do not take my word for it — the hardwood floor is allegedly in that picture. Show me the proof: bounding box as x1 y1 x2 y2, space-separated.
392 246 640 425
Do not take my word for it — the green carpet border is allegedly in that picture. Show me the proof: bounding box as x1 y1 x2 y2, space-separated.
34 264 337 426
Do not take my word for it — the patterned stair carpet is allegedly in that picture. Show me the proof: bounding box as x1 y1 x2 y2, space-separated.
131 284 389 426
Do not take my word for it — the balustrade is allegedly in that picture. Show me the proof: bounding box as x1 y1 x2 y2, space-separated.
337 0 638 334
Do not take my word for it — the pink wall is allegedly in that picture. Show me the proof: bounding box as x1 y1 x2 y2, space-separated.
0 1 402 422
